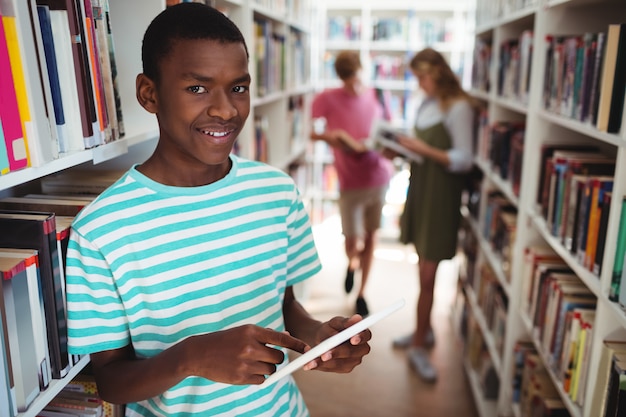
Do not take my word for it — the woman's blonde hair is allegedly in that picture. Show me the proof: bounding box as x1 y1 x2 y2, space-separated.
410 48 470 111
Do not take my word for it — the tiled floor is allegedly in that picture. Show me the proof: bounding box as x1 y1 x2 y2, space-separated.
292 215 479 417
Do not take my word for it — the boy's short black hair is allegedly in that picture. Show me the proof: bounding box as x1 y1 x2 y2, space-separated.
142 3 249 82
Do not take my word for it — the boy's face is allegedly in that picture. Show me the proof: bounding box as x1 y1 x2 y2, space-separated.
141 38 250 173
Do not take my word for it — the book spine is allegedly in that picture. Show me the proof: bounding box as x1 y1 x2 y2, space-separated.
65 0 96 148
37 5 68 154
607 23 626 133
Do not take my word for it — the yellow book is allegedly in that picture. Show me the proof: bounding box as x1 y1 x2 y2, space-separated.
569 324 586 400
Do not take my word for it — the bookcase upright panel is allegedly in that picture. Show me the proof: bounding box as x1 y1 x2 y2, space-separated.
464 0 626 416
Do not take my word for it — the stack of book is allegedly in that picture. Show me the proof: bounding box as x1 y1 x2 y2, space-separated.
0 169 120 416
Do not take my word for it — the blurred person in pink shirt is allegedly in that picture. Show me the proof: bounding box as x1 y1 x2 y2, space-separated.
311 51 394 317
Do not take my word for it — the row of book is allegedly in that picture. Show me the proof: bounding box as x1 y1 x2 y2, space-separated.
39 371 123 417
498 30 533 104
482 190 517 283
521 245 597 407
253 19 308 98
0 0 125 177
0 172 121 415
536 144 616 277
543 24 626 134
512 341 572 416
471 38 491 93
513 328 626 417
328 14 455 45
475 115 525 197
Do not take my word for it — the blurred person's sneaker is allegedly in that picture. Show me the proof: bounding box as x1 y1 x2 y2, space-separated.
408 347 437 382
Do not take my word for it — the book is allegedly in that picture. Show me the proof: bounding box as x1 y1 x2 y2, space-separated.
604 357 626 417
40 169 123 195
0 195 90 217
0 270 17 417
63 373 124 417
589 334 626 416
596 23 626 133
536 143 599 210
587 31 606 125
0 210 70 379
0 255 40 411
367 119 423 163
45 1 85 152
46 395 103 416
91 0 118 142
520 245 562 314
0 248 51 391
583 178 613 270
593 190 612 275
607 23 626 133
0 299 15 417
0 117 9 175
101 0 123 138
0 13 28 172
36 5 70 154
611 197 626 301
8 0 61 167
81 0 108 145
572 309 595 405
45 0 96 148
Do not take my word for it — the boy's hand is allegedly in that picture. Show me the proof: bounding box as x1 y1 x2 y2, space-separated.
302 314 372 373
186 325 309 385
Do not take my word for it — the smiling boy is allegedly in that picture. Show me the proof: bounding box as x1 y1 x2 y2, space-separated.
64 4 371 416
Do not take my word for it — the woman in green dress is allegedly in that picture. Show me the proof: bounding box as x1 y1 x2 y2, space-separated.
391 48 475 382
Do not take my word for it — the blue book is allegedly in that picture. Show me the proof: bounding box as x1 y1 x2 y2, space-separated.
37 5 68 153
0 117 10 175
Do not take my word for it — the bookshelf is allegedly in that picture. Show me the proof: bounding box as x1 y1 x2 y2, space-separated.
0 0 314 415
307 0 471 225
458 0 626 416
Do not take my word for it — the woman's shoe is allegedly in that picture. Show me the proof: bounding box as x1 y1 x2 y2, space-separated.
392 329 435 349
408 347 437 382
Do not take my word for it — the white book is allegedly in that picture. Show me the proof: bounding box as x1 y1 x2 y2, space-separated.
13 0 60 164
366 119 423 164
50 9 85 152
0 256 40 411
0 307 16 417
0 249 51 391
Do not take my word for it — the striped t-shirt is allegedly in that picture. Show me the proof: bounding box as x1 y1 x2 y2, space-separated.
65 156 321 416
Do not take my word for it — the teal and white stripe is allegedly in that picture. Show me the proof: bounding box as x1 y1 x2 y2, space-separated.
65 156 320 416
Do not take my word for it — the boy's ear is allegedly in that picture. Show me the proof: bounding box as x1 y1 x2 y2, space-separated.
136 73 158 114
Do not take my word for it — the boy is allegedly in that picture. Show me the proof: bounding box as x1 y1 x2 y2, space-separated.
310 51 393 316
65 4 371 416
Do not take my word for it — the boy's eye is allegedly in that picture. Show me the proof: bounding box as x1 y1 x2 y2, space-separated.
188 86 207 94
233 85 249 94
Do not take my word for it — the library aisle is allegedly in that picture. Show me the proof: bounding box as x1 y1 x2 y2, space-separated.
293 215 479 417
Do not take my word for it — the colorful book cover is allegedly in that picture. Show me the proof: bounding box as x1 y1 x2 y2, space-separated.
0 15 28 171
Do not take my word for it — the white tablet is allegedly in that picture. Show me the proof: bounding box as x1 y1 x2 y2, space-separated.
261 298 406 386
